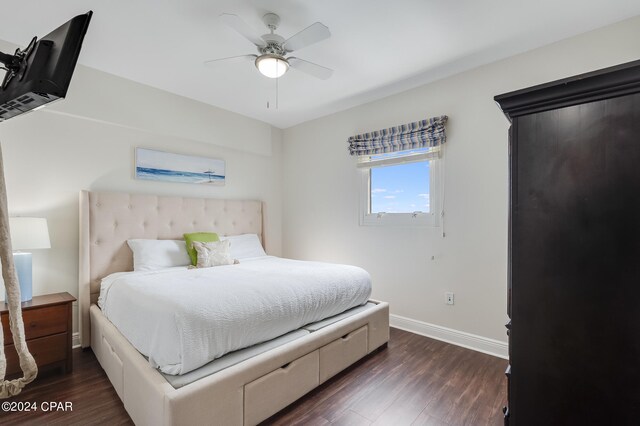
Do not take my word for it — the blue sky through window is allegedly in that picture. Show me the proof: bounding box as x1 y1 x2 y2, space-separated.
370 161 430 213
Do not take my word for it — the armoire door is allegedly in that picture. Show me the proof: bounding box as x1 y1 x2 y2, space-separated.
510 93 640 424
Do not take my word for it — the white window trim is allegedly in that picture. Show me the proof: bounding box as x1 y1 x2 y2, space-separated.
359 154 442 227
356 149 440 168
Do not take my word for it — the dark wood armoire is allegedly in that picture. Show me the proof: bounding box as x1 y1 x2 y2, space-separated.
495 61 640 425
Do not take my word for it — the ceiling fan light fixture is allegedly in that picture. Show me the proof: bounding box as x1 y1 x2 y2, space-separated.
255 54 289 78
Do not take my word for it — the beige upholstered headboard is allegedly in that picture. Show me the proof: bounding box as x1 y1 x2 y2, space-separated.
78 190 264 348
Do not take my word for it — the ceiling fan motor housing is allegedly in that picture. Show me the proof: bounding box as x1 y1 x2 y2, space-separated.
260 39 285 56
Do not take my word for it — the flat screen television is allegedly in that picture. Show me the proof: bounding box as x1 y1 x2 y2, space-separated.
0 11 92 122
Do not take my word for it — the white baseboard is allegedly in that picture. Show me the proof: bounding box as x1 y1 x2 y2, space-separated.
72 332 81 349
390 314 508 359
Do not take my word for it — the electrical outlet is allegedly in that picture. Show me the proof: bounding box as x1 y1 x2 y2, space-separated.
445 292 454 305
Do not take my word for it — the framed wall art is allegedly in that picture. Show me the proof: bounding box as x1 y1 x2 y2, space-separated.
135 148 225 185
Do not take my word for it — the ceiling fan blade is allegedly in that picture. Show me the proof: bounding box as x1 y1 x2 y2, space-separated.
288 57 333 80
204 54 257 67
219 13 266 47
283 22 330 52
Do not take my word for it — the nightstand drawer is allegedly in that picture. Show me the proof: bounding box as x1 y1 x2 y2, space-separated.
4 333 67 376
2 304 68 344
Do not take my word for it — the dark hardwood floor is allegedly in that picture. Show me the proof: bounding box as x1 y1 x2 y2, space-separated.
264 328 507 426
0 328 507 425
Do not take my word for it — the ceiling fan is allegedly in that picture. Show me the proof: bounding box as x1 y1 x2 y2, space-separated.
205 12 333 80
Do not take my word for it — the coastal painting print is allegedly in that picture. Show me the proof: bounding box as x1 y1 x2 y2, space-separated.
135 148 225 185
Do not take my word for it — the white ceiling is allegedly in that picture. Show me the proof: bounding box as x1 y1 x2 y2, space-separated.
1 0 639 128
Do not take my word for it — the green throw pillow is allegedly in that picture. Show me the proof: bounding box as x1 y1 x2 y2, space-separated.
184 232 219 265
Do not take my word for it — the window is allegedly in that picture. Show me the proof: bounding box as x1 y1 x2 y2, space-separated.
359 147 442 226
347 115 447 226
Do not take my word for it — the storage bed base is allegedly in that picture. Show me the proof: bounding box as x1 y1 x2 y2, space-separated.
79 191 391 425
91 300 389 426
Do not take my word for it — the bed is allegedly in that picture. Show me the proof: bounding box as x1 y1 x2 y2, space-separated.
79 190 390 426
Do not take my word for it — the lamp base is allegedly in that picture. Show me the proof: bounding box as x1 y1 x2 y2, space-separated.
7 252 32 302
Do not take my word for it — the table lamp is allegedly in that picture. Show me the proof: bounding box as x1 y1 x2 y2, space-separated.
7 217 51 302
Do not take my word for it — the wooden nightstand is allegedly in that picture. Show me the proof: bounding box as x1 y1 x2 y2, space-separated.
1 292 75 376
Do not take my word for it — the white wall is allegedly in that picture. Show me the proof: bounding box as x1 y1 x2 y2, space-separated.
1 14 639 351
281 16 640 344
0 46 283 335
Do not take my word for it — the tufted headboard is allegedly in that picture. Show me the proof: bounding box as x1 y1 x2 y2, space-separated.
78 190 264 348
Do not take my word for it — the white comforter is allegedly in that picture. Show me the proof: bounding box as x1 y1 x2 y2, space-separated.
98 256 371 375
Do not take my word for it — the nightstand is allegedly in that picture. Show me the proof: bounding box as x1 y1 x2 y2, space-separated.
1 292 75 376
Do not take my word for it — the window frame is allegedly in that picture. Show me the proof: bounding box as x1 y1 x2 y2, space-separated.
358 150 442 227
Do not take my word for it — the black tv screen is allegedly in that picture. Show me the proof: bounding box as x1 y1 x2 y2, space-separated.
0 11 92 122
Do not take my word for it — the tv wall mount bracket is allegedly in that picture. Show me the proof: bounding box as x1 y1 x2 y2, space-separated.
0 37 37 90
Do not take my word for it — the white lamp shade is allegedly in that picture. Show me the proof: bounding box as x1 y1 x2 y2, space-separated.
255 54 289 78
9 217 51 250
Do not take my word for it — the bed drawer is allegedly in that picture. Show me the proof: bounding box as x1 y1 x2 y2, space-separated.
319 325 368 383
100 333 124 400
244 350 319 426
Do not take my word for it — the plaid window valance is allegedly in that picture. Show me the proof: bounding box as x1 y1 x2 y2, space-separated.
348 115 448 156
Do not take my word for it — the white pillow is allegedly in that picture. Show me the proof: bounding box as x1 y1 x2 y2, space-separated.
127 239 191 271
192 240 235 268
220 234 267 259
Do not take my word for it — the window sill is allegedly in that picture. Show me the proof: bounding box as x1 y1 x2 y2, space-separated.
359 213 439 227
